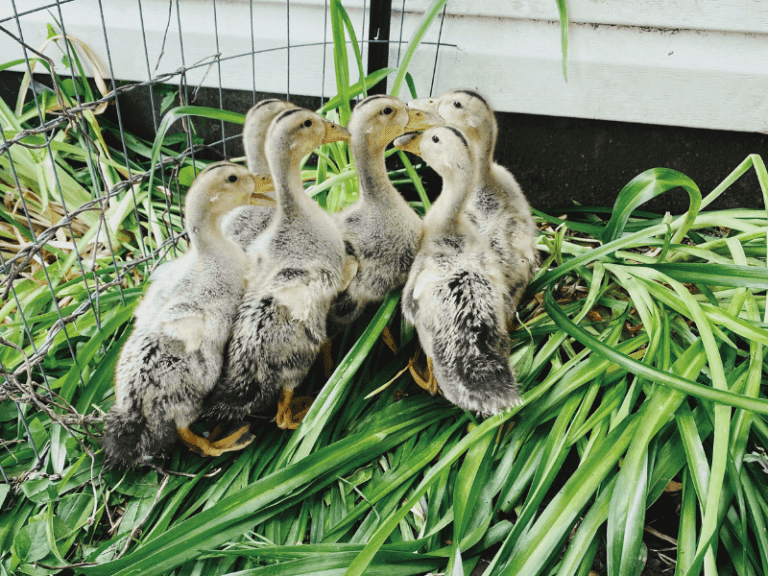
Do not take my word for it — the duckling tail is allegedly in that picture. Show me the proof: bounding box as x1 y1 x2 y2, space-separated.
103 405 168 469
439 355 521 417
431 270 522 416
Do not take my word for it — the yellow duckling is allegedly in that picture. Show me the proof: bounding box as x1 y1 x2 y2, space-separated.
395 126 522 415
103 163 271 468
408 89 538 324
204 108 350 430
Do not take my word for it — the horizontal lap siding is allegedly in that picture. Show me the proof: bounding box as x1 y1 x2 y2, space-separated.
3 0 767 131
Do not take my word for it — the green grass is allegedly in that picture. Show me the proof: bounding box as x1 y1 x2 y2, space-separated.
2 3 768 576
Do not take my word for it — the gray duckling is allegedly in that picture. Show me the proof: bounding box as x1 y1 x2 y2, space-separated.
408 89 538 325
203 108 351 430
326 95 442 336
103 162 271 468
395 126 522 416
221 98 295 249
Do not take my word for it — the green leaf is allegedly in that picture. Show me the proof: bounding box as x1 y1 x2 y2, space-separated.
147 106 246 195
20 479 53 504
329 0 352 125
602 168 701 244
641 262 768 289
13 520 50 564
279 293 401 466
319 68 395 114
543 289 768 414
555 0 569 81
345 408 522 576
108 469 159 499
160 90 178 116
56 303 136 404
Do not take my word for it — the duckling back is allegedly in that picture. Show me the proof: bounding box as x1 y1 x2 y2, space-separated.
466 164 539 314
398 126 522 415
405 254 520 416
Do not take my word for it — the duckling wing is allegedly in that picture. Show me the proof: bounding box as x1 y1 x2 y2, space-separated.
159 314 207 354
341 253 359 291
134 253 195 324
269 264 341 329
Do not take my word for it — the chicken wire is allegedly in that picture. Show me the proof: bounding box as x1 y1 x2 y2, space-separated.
0 0 451 482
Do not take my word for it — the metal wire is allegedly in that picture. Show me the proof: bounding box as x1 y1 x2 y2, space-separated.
0 0 458 483
429 4 447 97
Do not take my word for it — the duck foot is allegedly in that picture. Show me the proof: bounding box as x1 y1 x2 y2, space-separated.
276 388 313 430
321 340 334 379
210 424 255 452
380 326 399 354
408 350 440 396
177 425 253 457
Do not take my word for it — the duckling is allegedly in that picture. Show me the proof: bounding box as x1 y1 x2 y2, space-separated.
103 162 269 468
221 98 295 249
408 89 538 324
326 95 443 336
203 108 351 430
395 126 522 415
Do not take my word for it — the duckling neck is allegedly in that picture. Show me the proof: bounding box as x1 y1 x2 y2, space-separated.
187 205 237 257
244 140 269 175
465 123 495 174
270 152 314 218
352 137 398 204
424 166 474 237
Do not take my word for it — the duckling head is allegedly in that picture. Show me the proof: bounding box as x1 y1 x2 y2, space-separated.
348 95 443 150
266 108 350 165
410 89 497 160
395 125 474 179
243 98 297 175
187 162 271 221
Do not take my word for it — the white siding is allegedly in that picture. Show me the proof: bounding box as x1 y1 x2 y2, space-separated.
2 0 767 131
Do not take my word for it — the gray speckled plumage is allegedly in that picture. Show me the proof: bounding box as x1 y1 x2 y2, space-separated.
220 99 295 251
204 109 349 423
409 89 538 322
327 96 441 335
103 163 261 468
397 127 521 416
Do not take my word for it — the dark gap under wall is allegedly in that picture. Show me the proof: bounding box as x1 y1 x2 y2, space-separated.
3 70 767 214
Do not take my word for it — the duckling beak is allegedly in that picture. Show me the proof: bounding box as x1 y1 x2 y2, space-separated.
250 192 277 207
321 120 351 144
250 174 277 206
393 132 423 157
404 108 444 133
407 98 440 116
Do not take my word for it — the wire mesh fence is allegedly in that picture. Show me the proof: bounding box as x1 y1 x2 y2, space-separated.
0 0 455 484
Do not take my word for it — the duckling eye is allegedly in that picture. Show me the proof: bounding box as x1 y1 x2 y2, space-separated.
303 119 313 128
382 106 394 115
227 174 239 183
453 101 462 109
431 135 440 143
